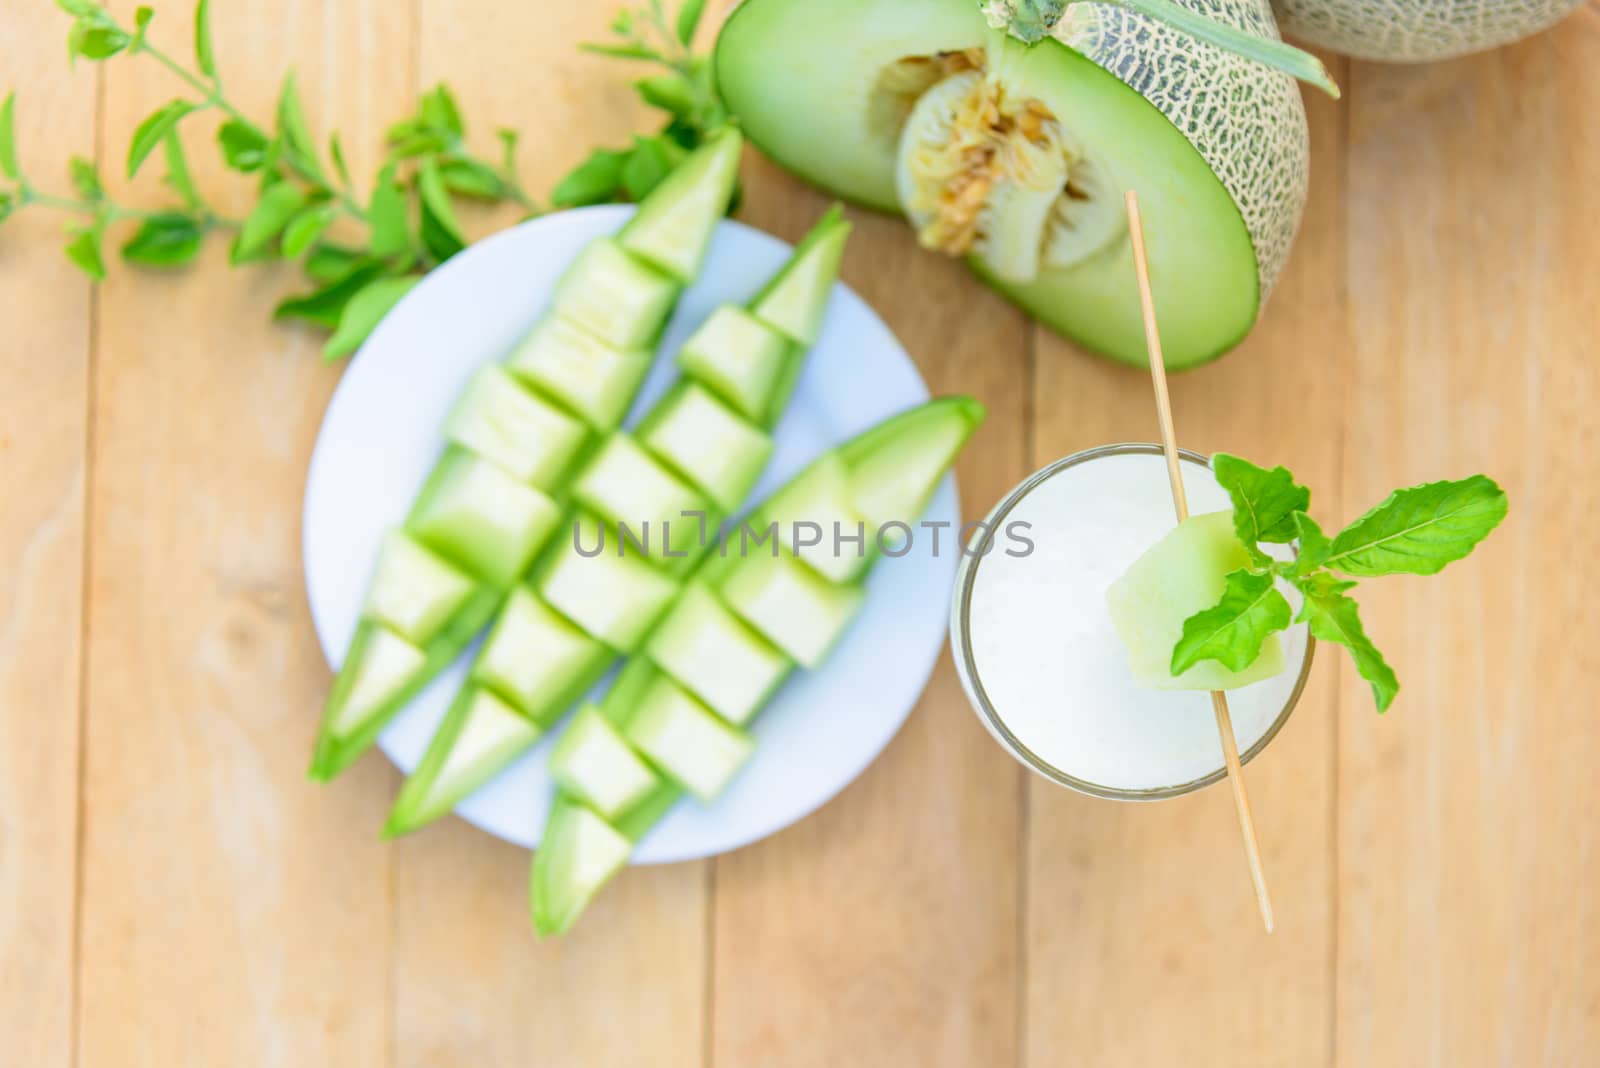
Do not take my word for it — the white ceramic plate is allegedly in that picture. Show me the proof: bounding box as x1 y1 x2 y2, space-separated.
304 205 959 864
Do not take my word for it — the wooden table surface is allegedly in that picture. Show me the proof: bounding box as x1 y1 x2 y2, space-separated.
3 1 1596 1064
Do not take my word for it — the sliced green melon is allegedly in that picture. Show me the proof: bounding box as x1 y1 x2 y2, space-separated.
363 531 476 645
1105 510 1286 690
637 383 774 514
531 797 634 937
572 433 709 552
622 672 753 801
1272 0 1584 62
717 551 865 669
328 625 426 738
676 306 792 425
408 449 562 586
645 583 791 727
445 365 589 491
505 316 652 431
714 0 1310 368
473 586 612 718
840 395 983 528
550 703 662 820
384 687 542 836
617 127 744 282
537 514 682 652
757 453 871 584
749 204 852 347
550 238 679 352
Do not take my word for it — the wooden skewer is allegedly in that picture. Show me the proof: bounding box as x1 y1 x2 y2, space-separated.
1123 190 1275 935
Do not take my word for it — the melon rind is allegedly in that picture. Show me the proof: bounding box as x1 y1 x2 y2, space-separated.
1271 0 1584 62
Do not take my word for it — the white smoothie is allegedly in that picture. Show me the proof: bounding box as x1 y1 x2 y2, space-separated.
956 448 1309 794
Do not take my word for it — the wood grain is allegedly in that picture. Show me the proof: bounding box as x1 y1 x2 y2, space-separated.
1022 58 1348 1066
1336 18 1600 1064
75 3 409 1064
0 5 94 1066
390 5 711 1067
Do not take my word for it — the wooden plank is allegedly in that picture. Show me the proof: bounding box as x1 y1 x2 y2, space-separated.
1023 61 1348 1066
391 5 709 1067
0 5 95 1065
77 3 411 1064
1336 23 1600 1064
709 155 1030 1067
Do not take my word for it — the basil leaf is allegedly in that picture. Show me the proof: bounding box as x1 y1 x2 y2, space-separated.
439 158 503 200
367 162 410 259
323 275 420 361
0 93 17 180
1289 511 1331 576
231 180 307 263
1325 475 1507 577
69 155 103 200
131 5 154 48
64 225 106 280
274 260 385 328
121 212 203 266
1170 568 1292 675
328 133 352 191
580 42 658 61
634 74 697 120
420 84 464 137
1296 587 1399 712
1212 452 1311 546
126 100 194 178
217 119 270 172
550 147 626 208
194 0 216 78
162 131 201 208
69 23 131 61
276 72 324 182
302 242 367 284
496 128 518 175
417 160 464 262
619 136 680 201
281 203 337 258
675 0 707 44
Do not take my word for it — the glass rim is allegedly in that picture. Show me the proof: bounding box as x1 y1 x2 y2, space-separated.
949 442 1316 802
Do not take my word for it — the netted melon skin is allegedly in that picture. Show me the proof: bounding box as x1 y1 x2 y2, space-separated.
1272 0 1584 62
1059 0 1311 296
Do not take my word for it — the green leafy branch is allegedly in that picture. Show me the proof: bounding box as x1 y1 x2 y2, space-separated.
1169 454 1508 711
0 0 722 360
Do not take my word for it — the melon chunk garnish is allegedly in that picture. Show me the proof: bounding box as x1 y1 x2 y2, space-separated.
1106 511 1285 691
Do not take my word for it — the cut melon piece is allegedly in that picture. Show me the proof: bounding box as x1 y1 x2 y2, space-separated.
758 452 871 584
637 383 774 513
550 239 678 351
841 395 984 528
676 306 791 425
328 625 425 738
385 687 542 836
550 703 662 820
749 204 851 347
531 797 633 936
445 365 588 491
718 552 865 669
473 586 612 720
617 127 743 282
506 315 653 431
1272 0 1584 62
409 449 561 586
572 433 709 555
623 673 753 801
362 531 476 645
1105 510 1287 691
715 0 1310 368
645 583 790 727
537 515 681 652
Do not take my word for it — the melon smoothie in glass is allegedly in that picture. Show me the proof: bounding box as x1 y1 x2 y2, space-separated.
950 443 1313 798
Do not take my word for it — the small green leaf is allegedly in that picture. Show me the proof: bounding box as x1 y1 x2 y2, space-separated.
0 191 15 225
276 72 324 182
439 158 503 200
619 135 680 201
69 155 103 200
69 23 131 61
323 275 420 361
496 128 519 174
420 84 464 137
303 242 367 283
328 132 352 191
0 92 18 180
1170 568 1293 675
231 180 307 263
417 159 464 261
550 147 627 208
281 203 337 258
64 225 106 280
367 162 410 259
1289 511 1332 576
385 131 449 159
56 1 99 16
1296 588 1399 712
121 211 203 266
217 119 270 172
274 260 385 328
1212 452 1311 546
675 0 708 44
580 42 658 61
162 131 201 208
194 0 216 77
634 74 697 120
1323 476 1508 578
126 100 195 178
131 5 154 47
